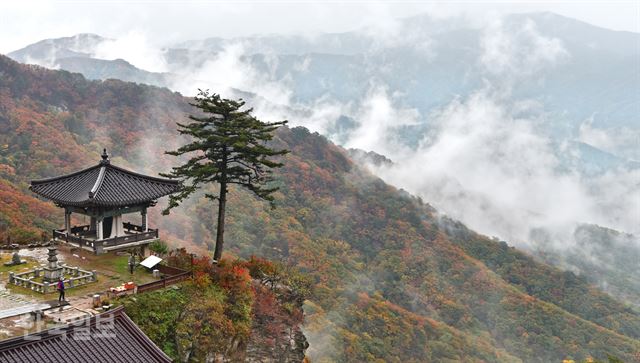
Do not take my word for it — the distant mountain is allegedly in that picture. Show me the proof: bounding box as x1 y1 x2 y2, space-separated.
171 12 639 130
536 224 640 309
6 13 640 332
53 57 172 87
558 141 640 176
8 33 105 63
1 54 640 362
8 33 173 87
9 13 639 161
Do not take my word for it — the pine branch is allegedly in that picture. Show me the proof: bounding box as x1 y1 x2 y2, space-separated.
163 89 289 216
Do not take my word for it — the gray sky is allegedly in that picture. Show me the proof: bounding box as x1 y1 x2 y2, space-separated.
1 1 639 54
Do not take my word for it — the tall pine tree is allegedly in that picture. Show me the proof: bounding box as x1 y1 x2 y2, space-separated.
163 90 288 261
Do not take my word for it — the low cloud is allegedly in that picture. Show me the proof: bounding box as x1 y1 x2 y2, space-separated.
344 85 419 157
170 41 293 106
480 18 569 80
164 13 638 250
23 53 59 70
372 89 639 247
578 120 640 161
20 11 635 251
93 30 169 72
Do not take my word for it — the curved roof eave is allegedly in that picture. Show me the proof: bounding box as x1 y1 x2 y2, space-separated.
29 149 180 208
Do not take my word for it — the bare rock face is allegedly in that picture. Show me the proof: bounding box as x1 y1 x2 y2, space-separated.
245 324 308 363
244 283 309 363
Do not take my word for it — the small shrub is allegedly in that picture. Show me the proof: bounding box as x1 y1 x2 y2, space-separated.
149 240 169 256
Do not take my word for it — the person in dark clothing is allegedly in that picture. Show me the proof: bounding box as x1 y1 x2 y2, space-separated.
57 278 65 302
128 254 135 274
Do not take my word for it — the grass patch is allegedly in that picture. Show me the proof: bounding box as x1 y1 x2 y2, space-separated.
0 253 40 274
60 247 158 286
1 247 160 299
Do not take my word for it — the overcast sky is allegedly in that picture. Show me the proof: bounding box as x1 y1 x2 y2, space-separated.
1 1 638 54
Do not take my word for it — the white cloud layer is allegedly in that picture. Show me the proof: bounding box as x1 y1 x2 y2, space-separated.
1 1 639 54
480 18 570 79
372 89 639 246
344 85 419 156
93 31 168 73
578 120 640 161
5 7 639 251
160 13 639 249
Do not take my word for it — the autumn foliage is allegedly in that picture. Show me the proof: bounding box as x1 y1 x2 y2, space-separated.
1 55 639 362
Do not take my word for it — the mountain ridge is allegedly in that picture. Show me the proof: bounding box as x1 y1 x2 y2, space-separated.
0 54 639 361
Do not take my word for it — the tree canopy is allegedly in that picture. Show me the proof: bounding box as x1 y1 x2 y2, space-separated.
163 90 288 260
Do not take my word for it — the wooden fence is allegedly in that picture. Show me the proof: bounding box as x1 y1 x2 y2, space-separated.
135 266 192 294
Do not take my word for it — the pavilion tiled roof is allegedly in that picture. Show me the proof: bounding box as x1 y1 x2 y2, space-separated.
0 306 172 363
30 149 179 208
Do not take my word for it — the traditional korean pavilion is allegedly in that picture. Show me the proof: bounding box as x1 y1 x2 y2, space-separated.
30 149 179 255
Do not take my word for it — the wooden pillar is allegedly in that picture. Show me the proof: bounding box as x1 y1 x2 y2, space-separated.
141 208 148 232
116 214 123 236
96 218 103 240
64 209 72 235
110 215 116 238
111 214 124 238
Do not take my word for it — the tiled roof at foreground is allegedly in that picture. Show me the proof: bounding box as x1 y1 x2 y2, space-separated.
0 306 172 363
30 149 179 208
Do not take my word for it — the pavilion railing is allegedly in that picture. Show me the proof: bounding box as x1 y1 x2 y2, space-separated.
54 223 158 251
69 225 92 235
53 229 95 250
123 222 145 233
99 229 158 249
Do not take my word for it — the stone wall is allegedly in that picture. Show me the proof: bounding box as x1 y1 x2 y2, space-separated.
9 265 97 293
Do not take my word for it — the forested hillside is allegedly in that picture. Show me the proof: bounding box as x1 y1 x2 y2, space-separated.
1 55 639 362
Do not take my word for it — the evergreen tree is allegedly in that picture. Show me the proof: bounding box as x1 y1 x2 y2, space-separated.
163 90 288 261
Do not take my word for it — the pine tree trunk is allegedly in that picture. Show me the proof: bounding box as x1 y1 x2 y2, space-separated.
214 180 227 262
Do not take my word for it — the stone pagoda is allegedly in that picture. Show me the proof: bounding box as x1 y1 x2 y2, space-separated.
30 149 179 255
43 245 63 283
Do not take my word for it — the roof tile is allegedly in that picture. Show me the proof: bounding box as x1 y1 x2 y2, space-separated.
30 158 179 208
0 306 172 363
